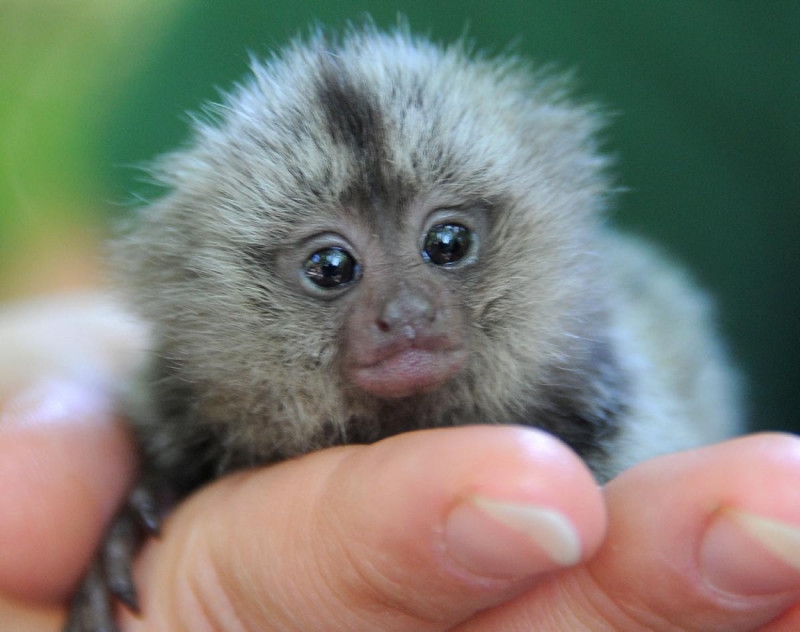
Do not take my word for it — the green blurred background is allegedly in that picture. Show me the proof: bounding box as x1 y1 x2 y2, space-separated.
1 1 797 433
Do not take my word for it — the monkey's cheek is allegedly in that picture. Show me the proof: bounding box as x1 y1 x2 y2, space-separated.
350 349 467 399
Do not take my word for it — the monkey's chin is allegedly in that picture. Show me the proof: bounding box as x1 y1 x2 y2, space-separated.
351 349 467 400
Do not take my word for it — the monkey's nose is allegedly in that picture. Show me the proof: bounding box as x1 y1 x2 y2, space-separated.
376 290 436 337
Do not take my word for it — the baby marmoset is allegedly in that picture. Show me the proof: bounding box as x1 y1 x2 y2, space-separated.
65 24 741 631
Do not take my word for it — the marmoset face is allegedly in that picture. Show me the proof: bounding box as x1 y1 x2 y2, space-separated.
119 28 621 461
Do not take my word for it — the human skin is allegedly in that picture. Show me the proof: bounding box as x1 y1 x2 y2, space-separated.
1 296 799 631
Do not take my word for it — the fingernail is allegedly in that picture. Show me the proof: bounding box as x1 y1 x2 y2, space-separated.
444 494 582 579
701 508 800 595
0 378 111 430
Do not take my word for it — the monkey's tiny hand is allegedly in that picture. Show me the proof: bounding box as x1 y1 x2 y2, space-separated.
63 484 162 632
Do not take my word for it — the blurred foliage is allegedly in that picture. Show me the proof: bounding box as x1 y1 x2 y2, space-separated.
1 0 798 432
0 0 183 295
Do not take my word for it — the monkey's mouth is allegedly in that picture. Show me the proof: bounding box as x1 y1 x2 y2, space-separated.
350 348 467 400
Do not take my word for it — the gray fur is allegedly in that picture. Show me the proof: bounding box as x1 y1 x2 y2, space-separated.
64 24 743 630
116 24 740 487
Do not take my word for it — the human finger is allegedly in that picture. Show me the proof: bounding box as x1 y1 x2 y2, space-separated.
456 433 800 631
119 425 606 632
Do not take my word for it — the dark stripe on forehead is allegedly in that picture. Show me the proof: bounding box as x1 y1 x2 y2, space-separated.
314 55 397 215
316 58 383 155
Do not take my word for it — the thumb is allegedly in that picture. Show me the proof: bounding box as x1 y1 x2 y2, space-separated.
121 425 606 632
0 294 144 607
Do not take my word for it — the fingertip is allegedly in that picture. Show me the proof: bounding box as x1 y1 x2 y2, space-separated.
695 434 800 598
0 379 137 604
317 426 606 616
589 433 800 630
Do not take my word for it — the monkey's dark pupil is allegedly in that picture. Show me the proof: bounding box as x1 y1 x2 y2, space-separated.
422 223 472 266
304 247 359 288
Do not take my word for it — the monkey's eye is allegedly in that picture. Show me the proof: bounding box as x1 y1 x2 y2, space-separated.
304 247 361 289
421 223 474 266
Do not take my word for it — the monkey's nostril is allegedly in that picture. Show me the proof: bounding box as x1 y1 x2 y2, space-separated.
377 291 436 334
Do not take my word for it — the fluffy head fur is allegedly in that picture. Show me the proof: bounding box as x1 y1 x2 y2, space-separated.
116 25 736 485
64 23 741 632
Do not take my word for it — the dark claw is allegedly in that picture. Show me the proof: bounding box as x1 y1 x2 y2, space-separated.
63 481 166 631
128 485 162 535
103 509 141 613
63 559 117 632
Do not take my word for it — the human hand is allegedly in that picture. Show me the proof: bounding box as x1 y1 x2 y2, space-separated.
2 296 800 631
116 429 800 632
0 295 143 631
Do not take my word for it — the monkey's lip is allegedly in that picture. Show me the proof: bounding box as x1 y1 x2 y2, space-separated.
351 348 467 399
